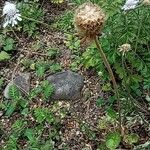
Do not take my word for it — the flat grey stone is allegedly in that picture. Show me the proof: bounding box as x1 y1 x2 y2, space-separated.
4 73 30 99
47 70 84 100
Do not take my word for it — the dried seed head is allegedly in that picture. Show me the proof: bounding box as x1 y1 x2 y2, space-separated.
118 43 131 55
74 2 106 39
142 0 150 5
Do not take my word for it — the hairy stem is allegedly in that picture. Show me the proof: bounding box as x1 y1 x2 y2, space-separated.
94 36 122 134
10 27 20 41
22 16 51 28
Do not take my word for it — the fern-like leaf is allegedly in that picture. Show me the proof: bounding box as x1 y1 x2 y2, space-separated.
42 80 54 100
9 84 21 100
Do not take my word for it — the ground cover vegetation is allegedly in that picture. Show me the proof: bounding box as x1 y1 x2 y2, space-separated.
0 0 150 149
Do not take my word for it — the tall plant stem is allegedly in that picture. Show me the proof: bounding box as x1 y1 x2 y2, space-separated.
94 36 122 134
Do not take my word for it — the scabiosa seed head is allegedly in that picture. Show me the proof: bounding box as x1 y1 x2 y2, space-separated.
74 2 105 42
142 0 150 5
118 43 131 55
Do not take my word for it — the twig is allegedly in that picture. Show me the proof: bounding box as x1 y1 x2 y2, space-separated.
10 27 20 41
22 50 50 57
11 49 24 81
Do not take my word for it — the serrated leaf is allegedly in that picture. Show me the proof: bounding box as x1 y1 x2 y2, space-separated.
9 84 21 100
36 66 45 77
34 108 46 123
42 80 54 100
29 86 42 100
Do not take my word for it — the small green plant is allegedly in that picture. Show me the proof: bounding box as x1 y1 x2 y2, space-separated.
46 47 59 58
41 80 54 100
34 107 55 124
35 60 61 77
53 11 74 32
105 132 121 150
50 63 62 73
35 61 50 77
0 34 15 61
5 85 28 116
123 133 139 145
18 2 44 37
29 80 54 101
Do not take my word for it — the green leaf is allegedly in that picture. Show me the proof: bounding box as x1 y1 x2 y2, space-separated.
131 74 143 83
41 80 54 100
102 83 112 92
34 107 55 124
47 48 58 58
5 135 18 150
9 84 21 100
106 108 118 120
5 101 17 116
40 140 54 150
4 38 15 51
24 128 35 143
36 66 45 77
50 63 61 73
106 132 121 149
29 86 42 100
98 143 109 150
34 108 46 123
21 108 29 116
19 99 28 108
12 119 27 132
45 111 54 124
0 51 10 61
96 98 105 107
124 133 139 145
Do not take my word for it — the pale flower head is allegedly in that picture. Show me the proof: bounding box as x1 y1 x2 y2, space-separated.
122 0 139 11
118 43 131 55
2 1 22 28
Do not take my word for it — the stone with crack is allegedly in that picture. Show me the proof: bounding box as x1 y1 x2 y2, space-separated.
47 70 84 100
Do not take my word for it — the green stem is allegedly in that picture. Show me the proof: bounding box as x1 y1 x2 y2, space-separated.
134 10 142 53
121 55 150 115
94 36 122 134
22 16 51 28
